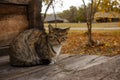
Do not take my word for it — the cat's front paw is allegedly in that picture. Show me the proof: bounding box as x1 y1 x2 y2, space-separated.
49 59 56 65
41 59 51 65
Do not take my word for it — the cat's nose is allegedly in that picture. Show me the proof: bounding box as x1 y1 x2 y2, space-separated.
62 37 67 41
57 39 61 44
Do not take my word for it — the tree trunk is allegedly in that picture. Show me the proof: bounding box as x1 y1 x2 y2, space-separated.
87 22 94 46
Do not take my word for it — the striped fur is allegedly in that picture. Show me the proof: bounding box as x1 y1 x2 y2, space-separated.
9 25 69 67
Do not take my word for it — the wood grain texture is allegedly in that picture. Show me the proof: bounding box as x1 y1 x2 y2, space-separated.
0 0 44 48
0 4 28 48
0 4 27 15
0 54 119 80
0 0 30 5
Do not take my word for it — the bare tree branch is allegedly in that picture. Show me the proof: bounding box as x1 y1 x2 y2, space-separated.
52 3 57 27
43 0 53 20
82 0 87 20
90 0 94 23
82 0 101 46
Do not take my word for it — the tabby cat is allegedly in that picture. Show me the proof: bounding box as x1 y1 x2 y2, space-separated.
9 25 70 67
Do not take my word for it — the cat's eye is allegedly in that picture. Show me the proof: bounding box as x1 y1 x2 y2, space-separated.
62 36 68 40
57 34 63 37
55 34 58 36
49 36 53 39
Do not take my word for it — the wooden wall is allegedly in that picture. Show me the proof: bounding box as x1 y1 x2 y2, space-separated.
0 4 28 47
0 0 30 4
0 0 44 48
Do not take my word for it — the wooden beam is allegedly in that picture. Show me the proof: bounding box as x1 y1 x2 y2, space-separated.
0 0 30 5
0 0 44 30
28 0 44 30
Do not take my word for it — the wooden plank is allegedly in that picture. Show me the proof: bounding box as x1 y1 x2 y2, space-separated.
0 54 112 80
0 0 30 5
50 55 120 80
0 54 71 80
0 3 28 48
22 55 110 80
0 4 27 15
0 48 10 56
0 0 44 49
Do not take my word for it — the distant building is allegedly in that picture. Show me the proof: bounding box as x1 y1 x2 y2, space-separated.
63 19 69 23
94 12 120 22
44 14 64 23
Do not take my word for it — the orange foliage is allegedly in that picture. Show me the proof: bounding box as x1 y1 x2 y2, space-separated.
61 31 120 56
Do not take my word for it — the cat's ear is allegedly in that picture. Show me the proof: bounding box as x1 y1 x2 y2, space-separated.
64 27 70 32
48 24 53 33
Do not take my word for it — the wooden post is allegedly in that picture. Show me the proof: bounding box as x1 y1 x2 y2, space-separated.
28 0 44 31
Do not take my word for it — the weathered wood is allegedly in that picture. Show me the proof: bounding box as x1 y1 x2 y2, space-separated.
28 0 44 30
0 5 28 47
0 0 30 5
0 54 119 80
0 0 44 48
0 0 44 30
0 4 27 15
0 1 29 48
0 48 9 56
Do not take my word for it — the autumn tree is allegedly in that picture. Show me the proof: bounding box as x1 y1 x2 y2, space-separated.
58 6 78 22
82 0 101 46
58 10 70 22
76 5 86 22
98 0 120 12
69 6 78 22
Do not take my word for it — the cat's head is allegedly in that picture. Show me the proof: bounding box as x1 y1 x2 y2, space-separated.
48 24 70 45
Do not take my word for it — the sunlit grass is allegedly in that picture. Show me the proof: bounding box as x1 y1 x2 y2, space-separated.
44 22 119 28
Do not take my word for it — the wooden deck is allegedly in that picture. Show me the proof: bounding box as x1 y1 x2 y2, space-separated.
0 53 120 80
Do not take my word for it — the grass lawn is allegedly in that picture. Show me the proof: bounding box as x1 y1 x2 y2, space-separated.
44 22 120 28
61 30 120 56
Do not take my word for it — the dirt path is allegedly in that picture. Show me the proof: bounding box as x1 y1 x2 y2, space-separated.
70 27 120 30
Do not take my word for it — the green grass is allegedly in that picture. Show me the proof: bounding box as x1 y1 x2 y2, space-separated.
44 22 120 28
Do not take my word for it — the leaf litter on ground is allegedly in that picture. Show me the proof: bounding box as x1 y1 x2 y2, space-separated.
61 30 120 56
